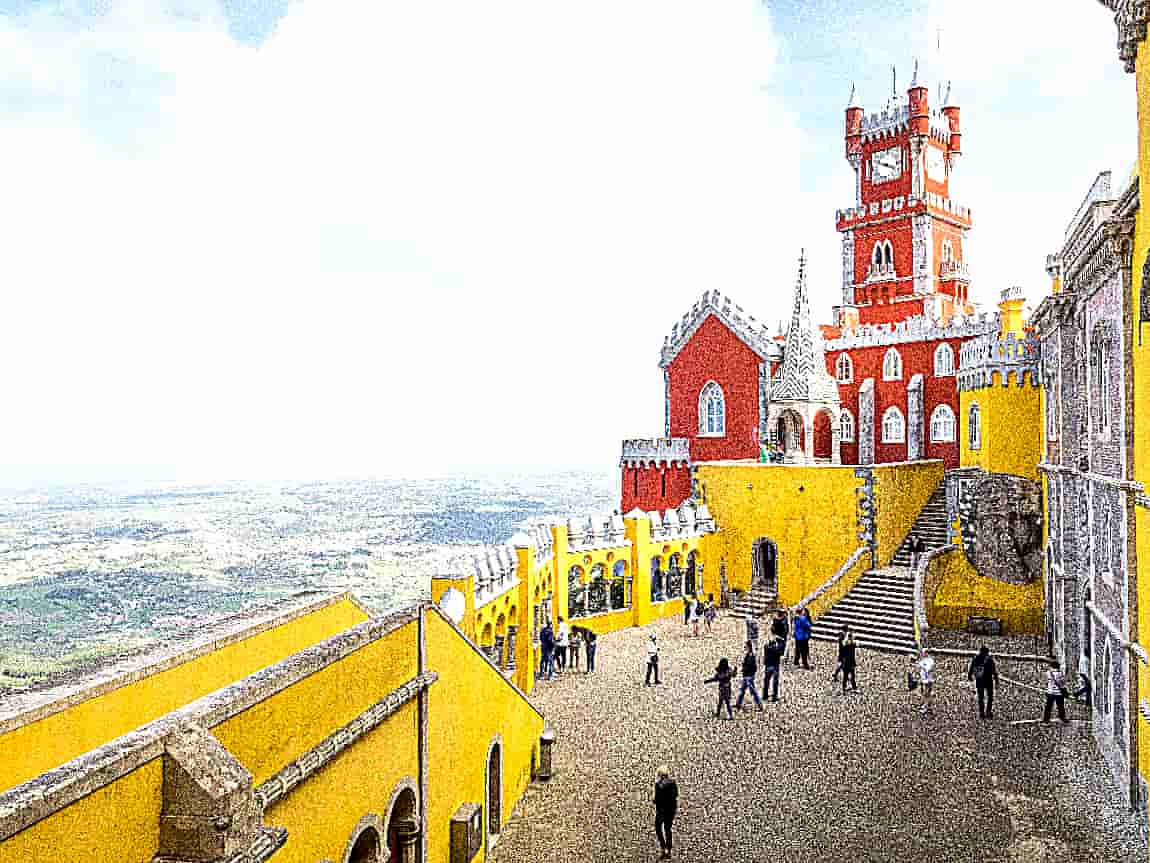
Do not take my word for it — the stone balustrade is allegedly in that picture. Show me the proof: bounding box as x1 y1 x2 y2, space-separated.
865 261 897 283
939 260 970 281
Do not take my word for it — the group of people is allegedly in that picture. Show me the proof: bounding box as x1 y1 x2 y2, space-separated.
537 617 598 679
682 594 718 637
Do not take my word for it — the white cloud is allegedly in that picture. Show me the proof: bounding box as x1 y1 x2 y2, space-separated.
0 0 820 484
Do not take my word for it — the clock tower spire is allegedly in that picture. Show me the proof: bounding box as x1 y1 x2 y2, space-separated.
834 69 973 328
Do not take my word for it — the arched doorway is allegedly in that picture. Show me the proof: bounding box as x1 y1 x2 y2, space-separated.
752 538 778 594
348 825 382 863
776 410 804 461
487 742 502 842
650 557 663 602
813 410 833 461
385 787 419 863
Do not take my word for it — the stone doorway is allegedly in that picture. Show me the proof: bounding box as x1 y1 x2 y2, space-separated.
385 786 419 863
775 410 804 462
752 538 778 594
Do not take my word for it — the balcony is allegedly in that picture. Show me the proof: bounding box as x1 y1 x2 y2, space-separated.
865 261 897 283
939 261 970 282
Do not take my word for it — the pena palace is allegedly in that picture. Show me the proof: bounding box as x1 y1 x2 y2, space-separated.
620 69 1014 514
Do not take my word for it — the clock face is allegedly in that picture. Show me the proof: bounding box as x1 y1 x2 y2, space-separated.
871 147 902 183
926 146 946 180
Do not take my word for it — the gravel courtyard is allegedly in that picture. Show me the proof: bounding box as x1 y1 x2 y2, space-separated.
489 613 1147 863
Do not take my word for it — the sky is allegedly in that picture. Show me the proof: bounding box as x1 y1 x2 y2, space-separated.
0 0 1136 485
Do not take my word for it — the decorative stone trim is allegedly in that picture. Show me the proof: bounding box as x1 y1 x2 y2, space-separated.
1136 492 1150 509
1098 0 1150 71
1038 462 1144 494
340 815 385 863
914 544 958 650
660 289 782 369
1140 698 1150 727
790 546 869 613
620 438 690 467
222 827 290 863
957 331 1040 392
255 673 436 810
1085 600 1148 665
824 311 997 351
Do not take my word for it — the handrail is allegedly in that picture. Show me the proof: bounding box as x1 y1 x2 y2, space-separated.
1086 601 1149 665
790 546 868 614
913 544 957 651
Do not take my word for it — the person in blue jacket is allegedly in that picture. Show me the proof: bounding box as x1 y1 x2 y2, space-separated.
793 607 813 669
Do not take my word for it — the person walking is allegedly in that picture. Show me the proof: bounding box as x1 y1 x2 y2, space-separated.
734 641 764 711
683 594 692 626
967 645 999 719
584 627 598 674
1043 660 1070 724
569 625 583 672
653 766 679 859
745 613 760 656
762 635 784 702
689 597 701 637
703 596 717 635
832 625 851 682
645 631 661 685
793 607 812 669
704 657 735 719
770 609 789 660
554 617 569 672
914 647 936 716
839 631 858 694
539 621 555 681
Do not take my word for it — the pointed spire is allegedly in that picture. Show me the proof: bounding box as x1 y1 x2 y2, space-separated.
944 80 954 106
771 251 840 404
911 58 920 88
891 65 897 96
847 81 859 109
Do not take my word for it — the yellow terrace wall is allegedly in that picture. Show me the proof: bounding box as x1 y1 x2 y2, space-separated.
960 372 1042 481
0 595 369 794
927 546 1043 635
425 609 544 863
694 463 860 608
1 757 163 863
872 460 945 566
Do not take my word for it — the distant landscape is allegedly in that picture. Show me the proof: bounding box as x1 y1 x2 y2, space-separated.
0 472 616 693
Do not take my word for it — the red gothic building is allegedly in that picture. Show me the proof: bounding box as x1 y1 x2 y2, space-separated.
621 70 1000 513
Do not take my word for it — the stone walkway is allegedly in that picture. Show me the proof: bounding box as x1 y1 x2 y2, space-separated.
490 614 1147 863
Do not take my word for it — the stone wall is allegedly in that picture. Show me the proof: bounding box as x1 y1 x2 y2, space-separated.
959 472 1043 585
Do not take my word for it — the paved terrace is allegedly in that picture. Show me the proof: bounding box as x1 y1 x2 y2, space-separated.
490 614 1147 862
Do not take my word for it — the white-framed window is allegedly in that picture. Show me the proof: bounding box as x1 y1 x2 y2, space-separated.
870 241 894 269
968 402 981 450
835 352 854 384
929 404 956 442
1096 339 1110 434
881 406 905 443
840 409 855 443
933 343 955 377
698 381 725 436
941 240 955 264
1045 373 1058 442
882 347 903 381
1098 499 1112 583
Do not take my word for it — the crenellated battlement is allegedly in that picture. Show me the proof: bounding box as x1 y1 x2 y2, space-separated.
564 513 629 552
824 311 997 351
620 437 690 467
645 500 716 541
472 544 520 604
660 289 782 369
957 331 1040 392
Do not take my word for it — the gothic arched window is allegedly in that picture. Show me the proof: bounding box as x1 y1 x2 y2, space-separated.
933 343 955 377
840 409 855 443
882 348 903 381
698 382 725 436
881 406 905 444
930 404 956 442
968 403 981 450
884 241 894 267
836 353 853 384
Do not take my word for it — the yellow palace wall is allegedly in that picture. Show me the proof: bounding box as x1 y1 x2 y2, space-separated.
871 460 946 566
926 547 1043 635
960 371 1043 481
0 594 370 795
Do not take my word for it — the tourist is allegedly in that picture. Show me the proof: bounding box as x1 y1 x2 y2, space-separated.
569 625 583 672
703 595 717 635
1043 660 1070 724
689 597 701 637
704 657 735 719
914 648 936 716
1072 671 1093 709
832 625 851 682
770 609 789 660
653 766 679 859
762 635 784 702
555 617 569 672
683 594 692 625
584 627 598 673
793 607 812 669
967 645 999 719
734 641 764 711
839 631 858 694
645 631 661 685
745 613 760 656
909 534 926 569
539 621 555 681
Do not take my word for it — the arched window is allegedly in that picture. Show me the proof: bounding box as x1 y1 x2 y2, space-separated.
882 348 903 381
929 404 956 442
968 403 981 450
872 242 884 267
1098 498 1113 583
941 240 954 264
1094 334 1110 434
881 406 905 443
698 382 725 436
933 343 955 377
884 241 894 267
840 409 855 443
835 352 853 384
1045 373 1058 441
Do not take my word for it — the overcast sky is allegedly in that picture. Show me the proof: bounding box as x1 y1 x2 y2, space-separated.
0 0 1134 486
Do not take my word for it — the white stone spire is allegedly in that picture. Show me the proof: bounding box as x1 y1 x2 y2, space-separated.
771 252 840 403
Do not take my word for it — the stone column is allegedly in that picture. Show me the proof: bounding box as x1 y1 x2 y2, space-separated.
858 378 875 464
395 817 420 863
907 373 924 461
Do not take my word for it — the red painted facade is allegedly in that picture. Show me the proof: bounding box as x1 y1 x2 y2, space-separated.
620 463 692 515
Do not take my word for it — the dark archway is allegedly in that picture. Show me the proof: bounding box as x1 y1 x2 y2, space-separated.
487 743 502 839
685 551 698 595
752 538 778 594
776 410 804 460
813 410 833 461
349 827 382 863
386 788 418 863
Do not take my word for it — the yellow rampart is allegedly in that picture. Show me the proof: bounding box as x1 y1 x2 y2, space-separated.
926 546 1043 635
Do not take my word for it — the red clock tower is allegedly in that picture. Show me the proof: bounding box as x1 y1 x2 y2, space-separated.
835 68 972 329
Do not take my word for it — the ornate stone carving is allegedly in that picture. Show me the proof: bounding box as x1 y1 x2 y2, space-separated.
770 252 841 404
912 213 934 297
906 374 924 460
1098 0 1150 72
962 474 1044 585
858 378 875 465
842 231 855 304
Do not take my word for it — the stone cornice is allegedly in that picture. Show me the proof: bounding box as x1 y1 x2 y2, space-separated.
660 290 782 370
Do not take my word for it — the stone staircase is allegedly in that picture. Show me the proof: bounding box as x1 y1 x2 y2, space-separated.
890 486 950 566
809 567 917 654
729 586 779 619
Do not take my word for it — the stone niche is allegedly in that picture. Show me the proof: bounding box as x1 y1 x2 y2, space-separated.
958 473 1043 585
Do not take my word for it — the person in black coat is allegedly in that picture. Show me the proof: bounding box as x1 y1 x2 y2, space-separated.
653 766 679 859
839 632 858 694
704 657 735 719
967 645 999 719
770 609 789 659
734 641 764 710
762 636 785 702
